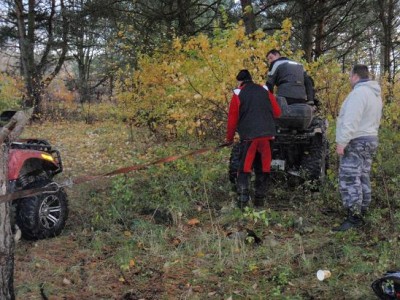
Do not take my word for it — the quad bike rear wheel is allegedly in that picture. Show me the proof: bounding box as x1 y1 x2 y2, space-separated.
300 134 328 183
16 180 68 240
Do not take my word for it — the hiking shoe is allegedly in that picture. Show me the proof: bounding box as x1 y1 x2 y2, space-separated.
237 200 249 210
237 194 250 210
253 197 265 208
332 214 364 232
361 207 368 217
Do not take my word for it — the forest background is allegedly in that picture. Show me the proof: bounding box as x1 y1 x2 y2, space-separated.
1 0 400 299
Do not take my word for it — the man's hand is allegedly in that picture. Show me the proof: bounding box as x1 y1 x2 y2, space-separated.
336 144 345 155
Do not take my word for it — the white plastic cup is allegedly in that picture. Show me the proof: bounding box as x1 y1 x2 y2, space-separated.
316 270 331 281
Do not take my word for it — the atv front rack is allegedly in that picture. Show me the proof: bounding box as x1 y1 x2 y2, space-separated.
11 139 51 151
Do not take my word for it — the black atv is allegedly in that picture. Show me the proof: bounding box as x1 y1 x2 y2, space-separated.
229 97 329 187
1 110 68 240
270 97 329 183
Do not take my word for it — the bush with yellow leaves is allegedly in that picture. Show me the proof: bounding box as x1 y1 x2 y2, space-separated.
115 19 399 140
0 73 23 111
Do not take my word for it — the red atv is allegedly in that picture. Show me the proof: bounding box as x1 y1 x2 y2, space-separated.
1 110 68 240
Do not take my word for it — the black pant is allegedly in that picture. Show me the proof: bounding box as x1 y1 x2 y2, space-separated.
236 171 269 200
234 141 269 201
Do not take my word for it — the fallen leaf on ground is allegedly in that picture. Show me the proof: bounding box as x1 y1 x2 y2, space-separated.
196 251 205 257
187 218 200 226
171 237 181 246
129 259 135 267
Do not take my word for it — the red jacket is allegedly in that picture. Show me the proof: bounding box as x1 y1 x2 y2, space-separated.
226 82 281 142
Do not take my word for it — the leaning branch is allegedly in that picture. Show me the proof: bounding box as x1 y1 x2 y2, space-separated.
0 109 33 143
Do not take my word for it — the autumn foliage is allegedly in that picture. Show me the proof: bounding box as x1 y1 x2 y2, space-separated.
0 73 23 111
115 20 375 140
116 20 294 139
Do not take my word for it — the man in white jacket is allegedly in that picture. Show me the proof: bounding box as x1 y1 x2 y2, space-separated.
333 64 382 231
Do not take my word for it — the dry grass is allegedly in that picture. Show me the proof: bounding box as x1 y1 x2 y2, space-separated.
13 118 400 299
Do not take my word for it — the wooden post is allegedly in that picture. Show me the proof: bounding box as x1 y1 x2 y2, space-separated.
0 109 32 300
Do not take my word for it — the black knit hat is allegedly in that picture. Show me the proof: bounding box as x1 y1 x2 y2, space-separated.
236 69 252 81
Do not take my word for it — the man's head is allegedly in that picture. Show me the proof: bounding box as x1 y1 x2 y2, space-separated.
350 64 369 87
266 49 281 64
236 69 252 84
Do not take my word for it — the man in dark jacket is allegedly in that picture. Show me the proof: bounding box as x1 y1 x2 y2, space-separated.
226 69 281 208
266 49 314 105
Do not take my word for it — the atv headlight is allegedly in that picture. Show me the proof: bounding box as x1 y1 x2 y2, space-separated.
41 153 54 162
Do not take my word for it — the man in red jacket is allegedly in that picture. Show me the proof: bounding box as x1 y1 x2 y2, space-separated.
226 69 282 208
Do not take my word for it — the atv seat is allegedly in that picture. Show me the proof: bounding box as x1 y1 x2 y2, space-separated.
275 96 314 130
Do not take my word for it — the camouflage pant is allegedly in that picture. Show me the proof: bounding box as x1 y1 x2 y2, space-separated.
339 138 378 214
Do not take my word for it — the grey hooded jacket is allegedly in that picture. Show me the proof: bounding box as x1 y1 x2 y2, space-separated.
336 80 383 147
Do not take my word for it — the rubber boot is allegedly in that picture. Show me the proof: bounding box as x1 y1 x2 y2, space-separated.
236 172 250 209
254 173 269 207
332 209 364 232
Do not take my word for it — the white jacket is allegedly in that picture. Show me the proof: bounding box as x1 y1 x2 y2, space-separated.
336 80 382 147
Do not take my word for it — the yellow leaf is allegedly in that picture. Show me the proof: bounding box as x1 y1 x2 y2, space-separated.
196 251 205 257
187 218 200 226
129 259 135 267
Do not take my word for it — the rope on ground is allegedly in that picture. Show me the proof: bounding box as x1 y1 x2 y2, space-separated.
0 142 232 204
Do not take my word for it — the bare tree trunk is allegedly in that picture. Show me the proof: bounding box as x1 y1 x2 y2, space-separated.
177 0 195 35
77 46 91 103
14 0 69 115
109 75 114 102
298 0 314 62
240 0 257 35
315 0 325 60
0 143 14 300
377 0 394 81
0 109 32 300
14 0 37 109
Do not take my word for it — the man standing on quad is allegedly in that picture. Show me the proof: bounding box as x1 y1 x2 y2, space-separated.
266 49 315 105
226 70 281 209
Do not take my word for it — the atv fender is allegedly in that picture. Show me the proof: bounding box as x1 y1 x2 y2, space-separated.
8 149 59 180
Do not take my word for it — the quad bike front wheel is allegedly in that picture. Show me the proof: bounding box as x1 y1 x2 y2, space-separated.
16 180 68 240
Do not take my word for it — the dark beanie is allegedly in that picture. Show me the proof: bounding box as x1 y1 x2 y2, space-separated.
236 69 252 81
